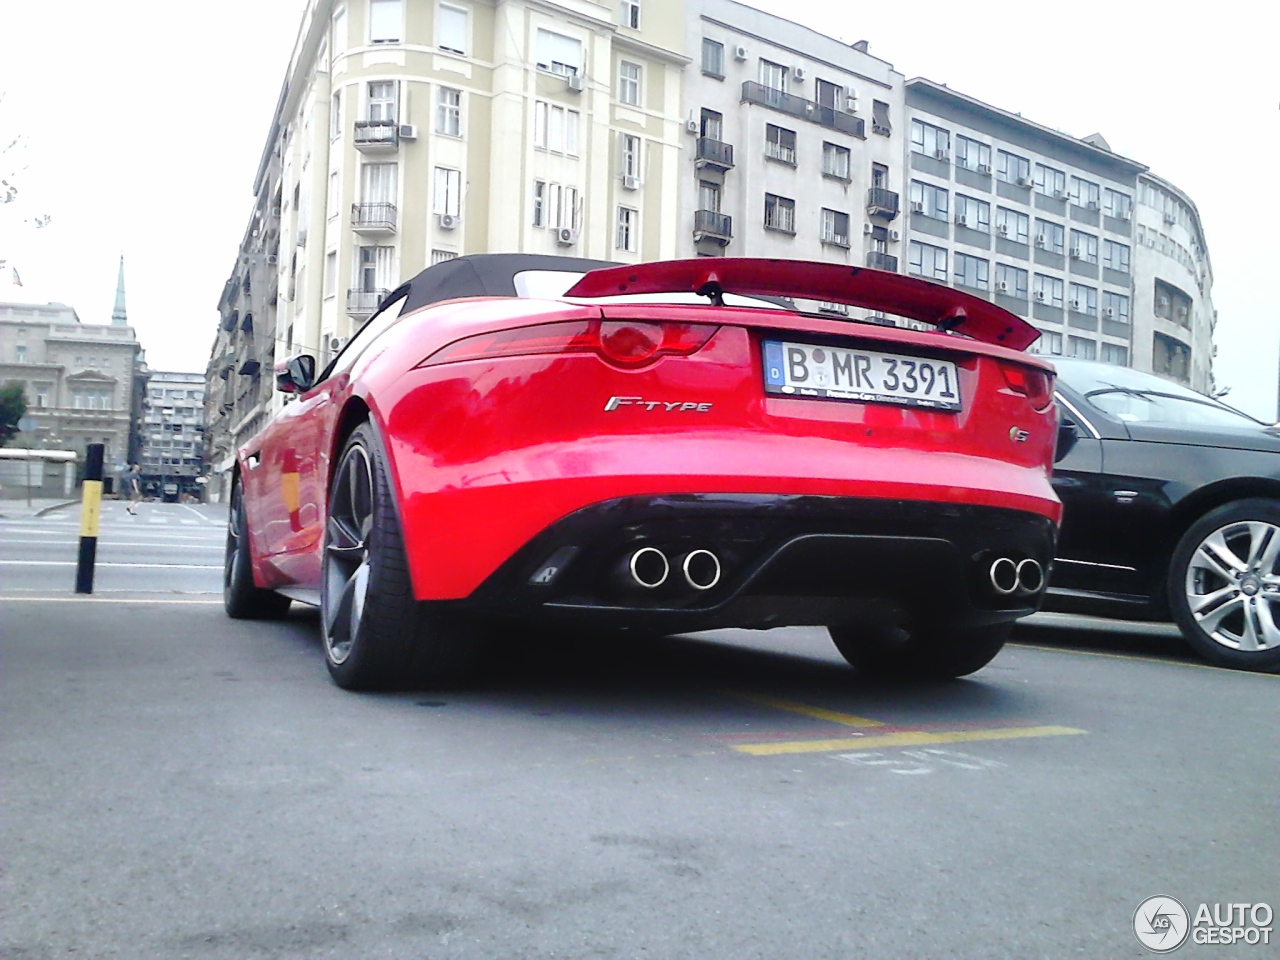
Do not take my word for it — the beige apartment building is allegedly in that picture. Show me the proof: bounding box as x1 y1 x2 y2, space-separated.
207 0 689 497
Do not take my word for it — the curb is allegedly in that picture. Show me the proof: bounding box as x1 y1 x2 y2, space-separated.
34 501 80 517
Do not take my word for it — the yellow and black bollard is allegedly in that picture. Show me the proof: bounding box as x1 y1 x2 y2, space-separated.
75 443 104 594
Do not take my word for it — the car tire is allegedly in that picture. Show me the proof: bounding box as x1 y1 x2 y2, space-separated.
321 422 480 691
224 478 292 620
828 619 1010 679
1168 499 1280 673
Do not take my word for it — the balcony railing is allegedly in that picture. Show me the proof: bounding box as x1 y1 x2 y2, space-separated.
695 137 734 170
741 82 865 138
693 209 732 244
351 202 398 234
866 187 900 220
354 120 399 151
866 251 898 272
346 288 390 316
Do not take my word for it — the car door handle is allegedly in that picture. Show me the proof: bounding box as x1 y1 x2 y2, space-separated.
246 451 262 469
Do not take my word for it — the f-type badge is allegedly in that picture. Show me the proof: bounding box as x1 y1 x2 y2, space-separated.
605 396 713 412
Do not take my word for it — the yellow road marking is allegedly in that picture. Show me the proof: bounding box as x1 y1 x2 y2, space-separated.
730 692 885 727
733 724 1086 756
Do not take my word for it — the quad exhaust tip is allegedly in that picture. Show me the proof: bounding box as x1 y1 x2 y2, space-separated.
628 547 670 589
681 549 722 591
987 556 1045 596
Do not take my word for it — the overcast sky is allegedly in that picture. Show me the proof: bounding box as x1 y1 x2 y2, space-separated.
2 0 1276 418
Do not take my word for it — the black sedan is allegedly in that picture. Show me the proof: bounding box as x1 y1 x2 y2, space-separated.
1045 358 1280 672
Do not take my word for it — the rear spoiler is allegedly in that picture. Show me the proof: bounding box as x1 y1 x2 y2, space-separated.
564 258 1040 352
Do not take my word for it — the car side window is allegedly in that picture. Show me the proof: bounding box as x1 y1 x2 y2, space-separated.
315 292 410 384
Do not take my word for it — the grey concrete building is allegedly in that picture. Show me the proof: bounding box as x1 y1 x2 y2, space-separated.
138 371 207 500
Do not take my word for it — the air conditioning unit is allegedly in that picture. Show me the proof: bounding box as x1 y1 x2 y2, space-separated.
1086 200 1099 211
934 149 950 161
329 336 343 352
1070 300 1081 311
733 44 748 61
566 74 586 93
997 281 1009 293
1016 176 1032 187
438 213 458 229
1053 189 1066 200
398 124 418 140
622 175 641 190
889 229 899 242
863 222 873 235
1163 212 1176 225
686 119 699 135
556 227 578 246
845 96 858 112
1103 308 1115 319
792 67 806 81
977 162 992 174
266 255 279 265
1069 248 1082 259
1034 291 1046 302
997 224 1009 236
955 215 968 228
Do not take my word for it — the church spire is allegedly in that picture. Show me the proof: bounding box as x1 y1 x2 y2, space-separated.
111 254 128 326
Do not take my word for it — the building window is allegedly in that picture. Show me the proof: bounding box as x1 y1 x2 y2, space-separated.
759 59 787 92
1068 283 1098 316
1034 219 1065 254
995 207 1029 243
436 87 462 136
433 167 461 216
369 0 402 43
763 193 796 233
330 91 342 138
328 170 340 214
1153 332 1190 381
1070 230 1099 264
1104 188 1133 220
908 241 947 281
534 101 581 155
910 119 950 158
1070 176 1100 209
431 249 458 265
616 206 638 252
701 38 724 78
360 161 397 204
909 180 948 220
535 28 582 76
698 179 721 214
955 194 990 233
764 124 796 164
618 61 641 106
15 345 27 362
1102 291 1131 324
997 149 1031 185
954 253 989 290
821 142 850 180
1031 331 1064 356
1103 239 1131 273
1034 164 1066 198
532 180 546 227
871 163 889 189
820 209 849 247
437 3 468 54
620 0 640 29
367 80 398 122
955 135 991 173
1068 336 1097 360
814 79 842 111
700 108 723 140
1101 343 1128 366
620 133 641 179
33 382 50 408
871 100 891 136
356 245 396 293
1033 274 1064 308
995 264 1029 299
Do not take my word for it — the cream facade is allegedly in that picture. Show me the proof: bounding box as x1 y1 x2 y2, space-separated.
207 0 690 498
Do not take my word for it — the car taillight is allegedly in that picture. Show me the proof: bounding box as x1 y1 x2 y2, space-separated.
417 320 718 370
999 362 1054 410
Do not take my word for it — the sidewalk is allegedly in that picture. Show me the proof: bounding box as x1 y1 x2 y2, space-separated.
0 498 83 519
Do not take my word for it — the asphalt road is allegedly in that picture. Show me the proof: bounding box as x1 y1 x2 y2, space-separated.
2 503 1276 959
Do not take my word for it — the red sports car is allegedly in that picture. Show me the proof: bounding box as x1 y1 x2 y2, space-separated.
224 255 1061 689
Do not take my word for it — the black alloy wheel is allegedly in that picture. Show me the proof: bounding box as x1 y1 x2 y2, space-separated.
224 478 292 620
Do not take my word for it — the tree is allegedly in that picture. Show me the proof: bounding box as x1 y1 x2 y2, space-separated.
0 381 27 447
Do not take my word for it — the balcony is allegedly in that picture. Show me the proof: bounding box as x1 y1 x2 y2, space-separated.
695 137 734 171
741 82 865 138
347 288 390 317
866 187 900 220
693 209 732 244
865 251 899 272
354 120 399 152
351 202 398 235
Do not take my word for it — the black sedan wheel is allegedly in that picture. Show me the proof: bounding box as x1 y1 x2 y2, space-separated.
828 619 1009 679
1169 499 1280 673
322 422 479 690
224 478 292 620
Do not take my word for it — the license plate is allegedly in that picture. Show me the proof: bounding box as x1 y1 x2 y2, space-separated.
762 340 962 411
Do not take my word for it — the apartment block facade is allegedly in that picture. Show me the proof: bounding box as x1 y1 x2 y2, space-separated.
138 371 207 500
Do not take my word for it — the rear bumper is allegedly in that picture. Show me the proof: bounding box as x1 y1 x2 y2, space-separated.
446 493 1056 633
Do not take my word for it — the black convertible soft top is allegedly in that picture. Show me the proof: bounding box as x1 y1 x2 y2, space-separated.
393 253 617 314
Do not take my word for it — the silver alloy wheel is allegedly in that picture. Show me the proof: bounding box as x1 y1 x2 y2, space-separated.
1185 519 1280 652
323 443 375 666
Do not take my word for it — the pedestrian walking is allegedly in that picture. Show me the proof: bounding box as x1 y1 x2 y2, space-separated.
125 464 142 515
